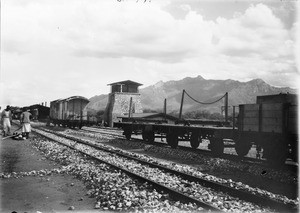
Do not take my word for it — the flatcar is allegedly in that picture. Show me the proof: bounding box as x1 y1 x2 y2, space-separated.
49 96 95 128
114 93 298 165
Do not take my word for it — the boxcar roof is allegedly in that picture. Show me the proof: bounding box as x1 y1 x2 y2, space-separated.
64 96 90 102
50 96 89 104
50 98 63 103
107 80 143 86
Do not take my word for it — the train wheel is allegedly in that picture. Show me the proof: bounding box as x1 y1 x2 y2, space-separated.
124 131 131 140
290 140 298 162
291 147 298 163
142 130 155 143
167 133 178 148
235 140 251 157
210 138 224 156
190 133 200 149
166 134 172 146
123 126 132 140
147 131 155 143
142 131 147 141
267 140 287 166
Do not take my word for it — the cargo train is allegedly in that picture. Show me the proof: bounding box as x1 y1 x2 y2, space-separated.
114 93 298 165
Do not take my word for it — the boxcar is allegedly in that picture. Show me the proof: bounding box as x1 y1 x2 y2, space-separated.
235 93 298 164
49 96 90 128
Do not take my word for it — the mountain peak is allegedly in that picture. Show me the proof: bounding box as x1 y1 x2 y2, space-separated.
196 75 205 80
153 80 164 88
248 78 266 84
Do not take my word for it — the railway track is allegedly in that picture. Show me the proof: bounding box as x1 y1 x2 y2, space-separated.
81 126 297 171
33 127 298 212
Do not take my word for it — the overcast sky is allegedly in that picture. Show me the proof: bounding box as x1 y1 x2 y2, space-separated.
0 0 299 108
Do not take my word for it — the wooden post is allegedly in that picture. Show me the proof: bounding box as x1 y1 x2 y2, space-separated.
164 98 167 120
225 92 228 123
179 90 185 120
80 99 83 124
232 106 236 129
128 97 133 118
73 99 75 121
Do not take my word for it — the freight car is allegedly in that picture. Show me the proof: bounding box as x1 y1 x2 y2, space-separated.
114 93 298 165
49 96 96 128
235 93 298 164
27 104 50 121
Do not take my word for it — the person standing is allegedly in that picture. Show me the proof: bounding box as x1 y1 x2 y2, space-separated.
1 105 12 137
20 108 32 139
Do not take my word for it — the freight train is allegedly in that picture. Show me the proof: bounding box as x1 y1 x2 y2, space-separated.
114 93 298 165
49 96 98 128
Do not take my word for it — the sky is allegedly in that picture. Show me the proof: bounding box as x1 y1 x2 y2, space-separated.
0 0 299 108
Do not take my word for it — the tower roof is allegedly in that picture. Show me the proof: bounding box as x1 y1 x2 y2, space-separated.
107 80 143 86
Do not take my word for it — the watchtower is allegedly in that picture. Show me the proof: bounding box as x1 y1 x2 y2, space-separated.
104 80 143 127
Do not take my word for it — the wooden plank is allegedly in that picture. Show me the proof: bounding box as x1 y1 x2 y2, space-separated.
261 117 283 125
288 120 298 134
261 103 283 110
242 124 259 132
243 118 259 125
243 111 259 118
243 104 259 110
288 106 298 117
262 110 282 118
262 125 282 133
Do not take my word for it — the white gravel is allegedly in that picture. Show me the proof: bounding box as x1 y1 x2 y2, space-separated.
60 128 298 207
33 128 283 212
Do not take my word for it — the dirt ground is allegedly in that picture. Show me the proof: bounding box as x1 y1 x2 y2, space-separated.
0 126 100 213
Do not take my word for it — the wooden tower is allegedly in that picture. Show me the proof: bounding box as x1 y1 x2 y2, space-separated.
104 80 143 127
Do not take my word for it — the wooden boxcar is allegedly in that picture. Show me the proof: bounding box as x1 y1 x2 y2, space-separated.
235 94 298 163
28 104 50 121
49 96 91 128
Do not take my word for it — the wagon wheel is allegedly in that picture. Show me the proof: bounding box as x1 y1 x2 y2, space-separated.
166 133 172 146
235 137 251 157
210 137 224 156
142 131 147 141
124 131 131 140
123 126 132 140
142 130 155 143
147 131 155 143
267 139 287 166
290 139 298 162
291 144 298 162
190 133 200 149
167 133 178 148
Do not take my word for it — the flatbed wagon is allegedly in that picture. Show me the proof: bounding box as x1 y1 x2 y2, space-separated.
114 93 298 165
114 121 236 155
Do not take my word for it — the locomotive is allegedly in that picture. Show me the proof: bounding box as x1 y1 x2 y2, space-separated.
114 93 298 165
49 96 97 128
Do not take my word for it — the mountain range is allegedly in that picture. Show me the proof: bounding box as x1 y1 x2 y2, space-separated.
86 75 297 114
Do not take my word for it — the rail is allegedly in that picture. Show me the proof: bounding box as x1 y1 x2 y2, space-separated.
35 127 298 212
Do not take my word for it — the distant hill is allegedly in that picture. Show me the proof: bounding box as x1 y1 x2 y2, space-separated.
86 75 297 114
86 94 108 113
